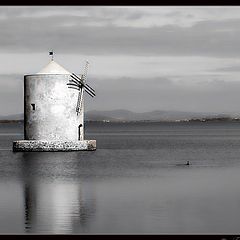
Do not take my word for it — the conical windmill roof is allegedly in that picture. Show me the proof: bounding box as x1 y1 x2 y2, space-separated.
37 60 71 74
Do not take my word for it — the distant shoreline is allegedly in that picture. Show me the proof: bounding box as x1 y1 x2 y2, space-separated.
1 117 240 124
0 120 23 123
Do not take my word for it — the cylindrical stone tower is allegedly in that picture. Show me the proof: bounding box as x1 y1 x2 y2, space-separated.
13 59 96 151
24 60 83 141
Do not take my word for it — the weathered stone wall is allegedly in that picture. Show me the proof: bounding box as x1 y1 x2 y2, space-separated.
13 140 96 151
24 74 84 141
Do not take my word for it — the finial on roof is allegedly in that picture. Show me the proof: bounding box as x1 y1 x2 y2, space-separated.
49 50 54 61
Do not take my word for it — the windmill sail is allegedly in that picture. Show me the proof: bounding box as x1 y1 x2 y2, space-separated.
67 61 95 115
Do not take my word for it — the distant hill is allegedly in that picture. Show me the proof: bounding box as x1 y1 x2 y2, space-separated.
85 109 231 122
0 110 234 122
0 113 24 121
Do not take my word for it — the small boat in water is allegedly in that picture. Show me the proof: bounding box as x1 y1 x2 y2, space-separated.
176 161 191 167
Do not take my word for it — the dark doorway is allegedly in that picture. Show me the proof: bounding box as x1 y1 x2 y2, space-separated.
78 124 83 140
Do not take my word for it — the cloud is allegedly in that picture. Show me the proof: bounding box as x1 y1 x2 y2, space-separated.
214 65 240 72
84 76 240 113
1 7 240 115
1 7 240 58
0 74 23 115
1 73 240 115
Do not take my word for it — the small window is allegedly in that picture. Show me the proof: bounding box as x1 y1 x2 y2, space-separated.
31 104 36 111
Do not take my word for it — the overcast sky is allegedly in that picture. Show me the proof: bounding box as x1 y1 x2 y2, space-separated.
2 6 240 115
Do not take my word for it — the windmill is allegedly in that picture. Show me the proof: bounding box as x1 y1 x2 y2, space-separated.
13 54 97 152
67 61 96 115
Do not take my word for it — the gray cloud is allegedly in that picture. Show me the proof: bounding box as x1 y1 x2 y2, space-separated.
1 9 240 58
1 7 240 115
0 74 23 115
76 76 240 114
1 73 240 115
214 65 240 72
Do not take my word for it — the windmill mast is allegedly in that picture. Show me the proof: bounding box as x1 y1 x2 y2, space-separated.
82 60 89 83
76 61 89 115
78 61 89 140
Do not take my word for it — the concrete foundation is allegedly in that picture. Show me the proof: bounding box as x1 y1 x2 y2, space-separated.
13 140 96 152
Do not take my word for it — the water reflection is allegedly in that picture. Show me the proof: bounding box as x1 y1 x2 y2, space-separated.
20 152 96 234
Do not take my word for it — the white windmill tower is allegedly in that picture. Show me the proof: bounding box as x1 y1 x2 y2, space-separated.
13 52 96 151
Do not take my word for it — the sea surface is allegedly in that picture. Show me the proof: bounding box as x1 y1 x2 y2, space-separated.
0 121 240 233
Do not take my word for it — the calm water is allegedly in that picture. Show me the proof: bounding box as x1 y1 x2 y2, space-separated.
1 122 240 233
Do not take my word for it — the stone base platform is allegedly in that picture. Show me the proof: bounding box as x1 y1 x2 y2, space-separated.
13 140 96 152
